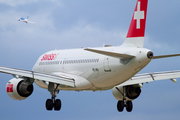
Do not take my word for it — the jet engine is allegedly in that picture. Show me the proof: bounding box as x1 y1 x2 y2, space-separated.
112 85 141 100
6 78 34 100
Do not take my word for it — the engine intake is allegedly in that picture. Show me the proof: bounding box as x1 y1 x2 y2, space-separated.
112 85 141 100
126 85 141 99
17 80 34 97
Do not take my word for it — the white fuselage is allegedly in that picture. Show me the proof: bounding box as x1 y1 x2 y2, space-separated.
18 19 28 23
33 46 151 91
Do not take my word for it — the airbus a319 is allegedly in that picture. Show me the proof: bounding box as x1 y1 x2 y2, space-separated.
3 0 180 112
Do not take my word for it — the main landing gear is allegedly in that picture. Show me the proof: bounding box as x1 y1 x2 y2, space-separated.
116 87 133 112
46 83 61 111
117 100 133 112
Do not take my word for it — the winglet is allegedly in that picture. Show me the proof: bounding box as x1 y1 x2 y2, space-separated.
122 0 148 48
170 78 177 83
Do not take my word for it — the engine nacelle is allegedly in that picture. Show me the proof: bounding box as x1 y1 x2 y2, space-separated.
6 78 34 100
112 85 141 100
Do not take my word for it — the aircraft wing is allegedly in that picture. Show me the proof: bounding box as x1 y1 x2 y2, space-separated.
84 48 135 59
118 70 180 87
0 66 75 87
27 21 36 24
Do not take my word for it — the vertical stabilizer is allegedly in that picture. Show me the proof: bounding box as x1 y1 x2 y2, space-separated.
122 0 148 48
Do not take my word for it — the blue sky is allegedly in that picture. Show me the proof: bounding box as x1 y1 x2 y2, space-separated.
0 0 180 119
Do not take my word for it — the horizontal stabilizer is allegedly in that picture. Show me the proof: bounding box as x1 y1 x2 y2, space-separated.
153 53 180 59
84 48 135 59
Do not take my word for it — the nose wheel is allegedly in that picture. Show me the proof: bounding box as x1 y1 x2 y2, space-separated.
46 83 61 111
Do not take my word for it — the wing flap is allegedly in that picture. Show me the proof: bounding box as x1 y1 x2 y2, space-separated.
84 48 135 59
33 72 74 87
118 71 180 87
0 66 75 87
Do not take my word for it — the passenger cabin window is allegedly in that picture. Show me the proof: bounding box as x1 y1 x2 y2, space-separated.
39 59 99 65
39 61 61 65
63 59 99 64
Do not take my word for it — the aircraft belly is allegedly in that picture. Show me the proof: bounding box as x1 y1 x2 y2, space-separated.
35 79 95 91
35 79 48 89
34 61 149 91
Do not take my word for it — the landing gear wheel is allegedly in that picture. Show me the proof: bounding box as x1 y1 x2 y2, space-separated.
54 99 61 111
46 83 61 111
46 99 53 110
117 100 124 112
126 101 133 112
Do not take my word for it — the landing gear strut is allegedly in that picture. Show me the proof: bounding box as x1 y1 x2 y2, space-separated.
116 87 133 112
46 82 61 111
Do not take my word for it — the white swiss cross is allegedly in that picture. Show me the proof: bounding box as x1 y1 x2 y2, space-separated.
134 1 144 29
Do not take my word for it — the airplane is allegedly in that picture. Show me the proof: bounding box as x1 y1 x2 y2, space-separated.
17 16 35 23
2 0 180 112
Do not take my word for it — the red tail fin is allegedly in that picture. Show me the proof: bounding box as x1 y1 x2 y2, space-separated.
123 0 148 47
